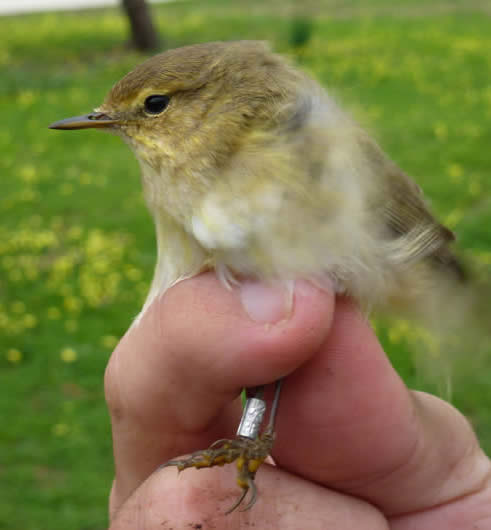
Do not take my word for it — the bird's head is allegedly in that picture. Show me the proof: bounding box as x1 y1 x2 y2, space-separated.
50 41 305 176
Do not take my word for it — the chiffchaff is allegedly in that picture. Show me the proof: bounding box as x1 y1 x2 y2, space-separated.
50 41 468 511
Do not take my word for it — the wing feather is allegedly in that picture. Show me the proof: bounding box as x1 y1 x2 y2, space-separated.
383 167 465 280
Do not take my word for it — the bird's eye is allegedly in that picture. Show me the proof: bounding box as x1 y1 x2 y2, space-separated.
144 95 170 115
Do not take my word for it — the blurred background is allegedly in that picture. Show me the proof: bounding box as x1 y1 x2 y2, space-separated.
1 0 490 528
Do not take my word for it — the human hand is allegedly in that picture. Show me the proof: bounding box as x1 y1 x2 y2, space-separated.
105 273 491 529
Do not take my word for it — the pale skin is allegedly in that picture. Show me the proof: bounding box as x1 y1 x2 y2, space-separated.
106 273 491 529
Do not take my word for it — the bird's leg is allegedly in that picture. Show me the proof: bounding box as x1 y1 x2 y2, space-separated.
161 378 284 513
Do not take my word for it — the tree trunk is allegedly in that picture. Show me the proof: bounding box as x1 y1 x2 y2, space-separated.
121 0 160 52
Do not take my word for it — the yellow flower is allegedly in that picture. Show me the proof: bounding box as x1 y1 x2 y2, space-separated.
23 314 37 328
67 226 83 240
125 267 142 281
17 90 37 107
433 122 448 141
388 319 410 344
445 209 464 228
101 335 118 349
447 163 463 181
64 296 82 313
19 164 37 183
52 423 70 437
60 347 78 363
80 172 92 185
6 348 22 363
476 252 491 265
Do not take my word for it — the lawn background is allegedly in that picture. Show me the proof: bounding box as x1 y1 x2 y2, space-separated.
1 1 490 528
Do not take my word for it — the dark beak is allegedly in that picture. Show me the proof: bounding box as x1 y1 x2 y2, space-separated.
49 112 118 130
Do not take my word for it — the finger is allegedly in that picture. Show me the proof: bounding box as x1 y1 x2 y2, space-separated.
272 296 491 515
105 273 335 510
109 462 388 530
390 472 491 530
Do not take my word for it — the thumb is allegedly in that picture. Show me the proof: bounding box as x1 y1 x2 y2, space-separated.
105 273 334 510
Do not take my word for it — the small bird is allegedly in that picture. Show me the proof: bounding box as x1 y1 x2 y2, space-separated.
50 40 466 512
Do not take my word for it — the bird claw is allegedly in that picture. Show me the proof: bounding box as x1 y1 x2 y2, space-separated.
225 477 257 514
161 432 275 513
162 379 283 513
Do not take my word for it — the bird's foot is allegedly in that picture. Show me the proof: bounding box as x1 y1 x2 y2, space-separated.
162 431 275 513
162 379 284 513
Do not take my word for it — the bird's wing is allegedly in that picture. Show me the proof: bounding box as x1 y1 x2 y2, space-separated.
383 167 465 279
355 131 463 278
385 168 454 252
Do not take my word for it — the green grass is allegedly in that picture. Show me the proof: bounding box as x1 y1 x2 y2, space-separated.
1 2 490 528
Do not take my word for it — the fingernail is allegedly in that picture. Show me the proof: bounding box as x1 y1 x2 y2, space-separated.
240 280 291 324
